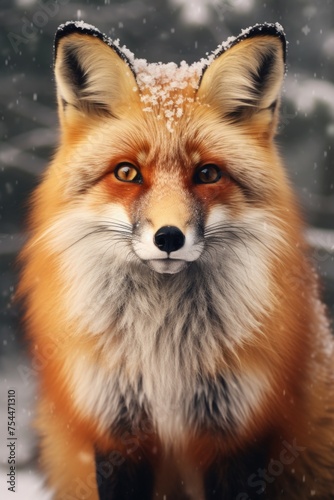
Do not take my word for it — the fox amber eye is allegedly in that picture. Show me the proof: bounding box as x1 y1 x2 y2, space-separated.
114 163 142 183
194 164 223 184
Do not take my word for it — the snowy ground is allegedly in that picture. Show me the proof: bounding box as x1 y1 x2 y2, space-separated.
1 470 51 500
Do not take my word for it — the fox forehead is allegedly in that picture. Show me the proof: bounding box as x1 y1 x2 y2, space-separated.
61 100 209 170
62 92 243 169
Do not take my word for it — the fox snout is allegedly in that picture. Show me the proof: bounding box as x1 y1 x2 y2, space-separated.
133 219 204 274
150 225 189 274
129 181 205 274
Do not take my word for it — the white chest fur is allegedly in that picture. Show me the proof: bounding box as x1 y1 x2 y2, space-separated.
67 338 271 447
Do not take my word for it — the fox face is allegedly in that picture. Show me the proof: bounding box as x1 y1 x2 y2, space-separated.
34 23 293 349
26 23 293 418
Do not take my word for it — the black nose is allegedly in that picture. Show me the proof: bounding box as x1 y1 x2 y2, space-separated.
154 226 185 254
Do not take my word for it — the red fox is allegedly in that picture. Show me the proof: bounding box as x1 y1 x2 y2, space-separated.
18 21 334 499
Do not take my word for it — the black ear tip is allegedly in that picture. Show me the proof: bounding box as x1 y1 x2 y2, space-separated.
212 22 287 65
239 23 287 63
53 21 135 76
243 22 286 40
248 22 287 60
54 21 104 59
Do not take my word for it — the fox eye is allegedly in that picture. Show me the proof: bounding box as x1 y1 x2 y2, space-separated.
114 163 143 183
194 164 223 184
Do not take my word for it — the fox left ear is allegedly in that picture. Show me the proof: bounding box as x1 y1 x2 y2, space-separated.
197 24 286 138
54 22 138 126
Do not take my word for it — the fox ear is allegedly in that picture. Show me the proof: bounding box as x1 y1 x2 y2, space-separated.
54 23 138 123
197 24 286 137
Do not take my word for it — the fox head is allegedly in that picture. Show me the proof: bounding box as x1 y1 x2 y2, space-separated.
27 22 299 342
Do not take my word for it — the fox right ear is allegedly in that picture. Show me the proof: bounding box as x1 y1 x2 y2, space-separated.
197 24 286 138
54 23 138 124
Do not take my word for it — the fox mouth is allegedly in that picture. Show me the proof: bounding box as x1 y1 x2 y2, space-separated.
146 258 188 275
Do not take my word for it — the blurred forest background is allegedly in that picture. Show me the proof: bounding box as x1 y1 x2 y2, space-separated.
0 0 334 497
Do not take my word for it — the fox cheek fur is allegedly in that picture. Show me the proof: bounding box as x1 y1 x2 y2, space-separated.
18 21 334 500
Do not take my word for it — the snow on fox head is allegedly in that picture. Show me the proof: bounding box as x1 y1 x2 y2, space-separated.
33 21 293 340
